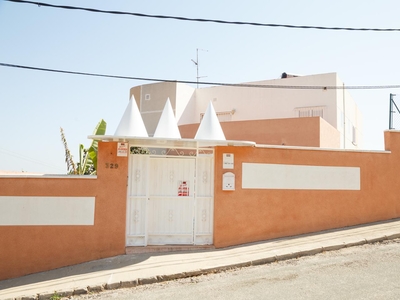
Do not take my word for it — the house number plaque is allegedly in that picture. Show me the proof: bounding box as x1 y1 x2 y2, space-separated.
105 163 119 169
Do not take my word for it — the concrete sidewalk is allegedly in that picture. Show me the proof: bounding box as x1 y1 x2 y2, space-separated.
2 218 400 300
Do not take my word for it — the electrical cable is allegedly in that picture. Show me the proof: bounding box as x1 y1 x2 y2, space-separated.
1 62 400 90
5 0 400 32
0 147 66 172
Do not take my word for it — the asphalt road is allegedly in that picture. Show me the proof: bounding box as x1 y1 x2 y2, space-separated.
72 239 400 300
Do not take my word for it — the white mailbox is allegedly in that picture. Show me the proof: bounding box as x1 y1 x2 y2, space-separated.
223 172 235 191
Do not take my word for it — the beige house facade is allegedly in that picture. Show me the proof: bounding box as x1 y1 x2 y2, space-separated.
130 72 362 149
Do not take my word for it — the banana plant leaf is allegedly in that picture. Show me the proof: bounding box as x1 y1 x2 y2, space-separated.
61 119 106 175
87 119 106 172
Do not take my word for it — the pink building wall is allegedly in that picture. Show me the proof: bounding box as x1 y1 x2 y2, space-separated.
179 117 340 148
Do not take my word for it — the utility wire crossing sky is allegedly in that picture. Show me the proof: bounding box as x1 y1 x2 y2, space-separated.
1 62 399 91
1 0 400 174
6 0 400 32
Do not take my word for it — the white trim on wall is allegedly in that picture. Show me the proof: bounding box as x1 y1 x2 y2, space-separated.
0 196 95 226
242 163 360 190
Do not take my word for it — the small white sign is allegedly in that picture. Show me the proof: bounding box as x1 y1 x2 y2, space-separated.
117 142 128 157
223 153 234 169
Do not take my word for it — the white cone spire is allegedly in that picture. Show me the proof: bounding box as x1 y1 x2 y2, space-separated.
195 102 226 140
114 95 148 137
154 98 181 139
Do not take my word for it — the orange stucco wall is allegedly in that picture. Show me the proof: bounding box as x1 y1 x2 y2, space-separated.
179 117 340 148
0 142 128 281
213 131 400 248
3 131 400 280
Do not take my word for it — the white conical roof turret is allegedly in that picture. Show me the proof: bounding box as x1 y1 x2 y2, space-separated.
114 95 148 137
154 98 181 139
195 102 226 140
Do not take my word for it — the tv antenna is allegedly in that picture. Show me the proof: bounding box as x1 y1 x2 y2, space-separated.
191 48 208 88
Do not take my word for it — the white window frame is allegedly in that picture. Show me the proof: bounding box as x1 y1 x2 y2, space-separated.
200 109 235 122
352 125 357 146
294 106 325 119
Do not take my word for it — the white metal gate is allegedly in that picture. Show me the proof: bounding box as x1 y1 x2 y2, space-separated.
147 157 195 245
126 148 214 246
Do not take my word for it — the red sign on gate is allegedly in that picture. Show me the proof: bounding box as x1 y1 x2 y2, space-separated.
178 181 189 196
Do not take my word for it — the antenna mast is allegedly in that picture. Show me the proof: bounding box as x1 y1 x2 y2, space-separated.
191 48 208 88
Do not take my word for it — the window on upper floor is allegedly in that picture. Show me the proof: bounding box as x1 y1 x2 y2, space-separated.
352 125 357 146
200 109 236 122
294 106 325 119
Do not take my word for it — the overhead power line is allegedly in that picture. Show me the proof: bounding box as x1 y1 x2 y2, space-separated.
1 62 400 90
0 146 65 172
6 0 400 32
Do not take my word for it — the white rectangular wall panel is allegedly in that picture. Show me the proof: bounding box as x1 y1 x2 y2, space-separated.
242 163 360 190
0 196 95 225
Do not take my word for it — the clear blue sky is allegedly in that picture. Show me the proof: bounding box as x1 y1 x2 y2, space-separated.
1 0 399 173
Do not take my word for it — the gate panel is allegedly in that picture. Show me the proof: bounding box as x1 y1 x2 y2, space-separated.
126 150 214 247
195 156 214 245
148 158 194 196
147 197 194 245
126 155 149 246
148 158 195 245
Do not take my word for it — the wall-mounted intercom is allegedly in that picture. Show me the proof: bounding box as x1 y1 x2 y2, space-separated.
223 153 234 169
